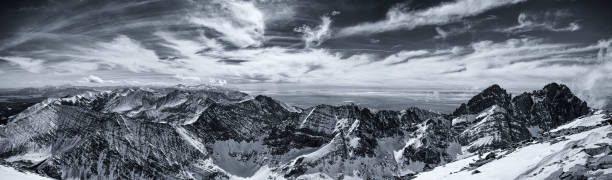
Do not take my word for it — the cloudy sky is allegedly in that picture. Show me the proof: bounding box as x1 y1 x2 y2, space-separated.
0 0 611 106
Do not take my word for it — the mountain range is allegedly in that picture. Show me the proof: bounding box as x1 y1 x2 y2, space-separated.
0 83 610 179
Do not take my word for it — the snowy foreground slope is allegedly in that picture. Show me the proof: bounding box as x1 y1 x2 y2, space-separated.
416 111 612 180
0 83 609 179
0 165 52 180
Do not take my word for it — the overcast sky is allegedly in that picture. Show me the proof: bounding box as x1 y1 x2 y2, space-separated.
0 0 611 105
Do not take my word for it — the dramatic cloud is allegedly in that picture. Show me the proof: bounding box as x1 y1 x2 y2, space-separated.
1 33 607 91
0 0 609 102
0 1 163 52
337 0 525 37
195 37 605 90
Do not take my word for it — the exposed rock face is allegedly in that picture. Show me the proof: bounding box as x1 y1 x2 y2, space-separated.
400 117 460 172
452 83 590 152
0 97 46 125
0 86 253 179
453 84 512 116
0 83 601 179
512 83 590 131
0 87 96 125
186 95 300 142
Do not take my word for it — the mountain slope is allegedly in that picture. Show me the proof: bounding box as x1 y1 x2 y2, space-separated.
0 83 606 179
0 165 52 180
416 110 612 180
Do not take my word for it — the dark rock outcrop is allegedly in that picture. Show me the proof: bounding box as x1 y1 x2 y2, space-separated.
512 83 589 131
401 117 460 170
453 84 512 116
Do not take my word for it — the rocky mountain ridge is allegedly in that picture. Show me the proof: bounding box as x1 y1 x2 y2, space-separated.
0 83 608 179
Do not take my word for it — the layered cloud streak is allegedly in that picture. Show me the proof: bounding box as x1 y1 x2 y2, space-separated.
337 0 525 37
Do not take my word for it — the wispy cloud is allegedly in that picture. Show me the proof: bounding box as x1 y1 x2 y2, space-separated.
0 0 163 52
294 13 335 48
575 39 612 108
434 23 474 39
379 50 430 65
0 0 608 100
337 0 525 37
72 35 167 73
193 37 606 90
435 27 450 39
84 75 105 83
1 34 607 90
0 56 45 73
501 10 581 33
174 74 202 82
188 0 265 48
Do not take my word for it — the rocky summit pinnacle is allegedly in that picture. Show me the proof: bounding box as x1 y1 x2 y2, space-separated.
453 84 512 116
0 83 607 179
512 82 589 131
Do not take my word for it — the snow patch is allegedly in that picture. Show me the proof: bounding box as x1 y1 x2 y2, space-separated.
347 120 360 133
475 105 506 120
452 115 476 126
296 172 333 180
416 126 612 180
229 166 279 180
550 110 607 132
333 118 349 133
299 107 317 128
174 126 207 155
5 147 51 164
349 137 360 148
182 107 206 125
393 147 406 164
468 136 496 149
0 165 52 180
297 135 339 163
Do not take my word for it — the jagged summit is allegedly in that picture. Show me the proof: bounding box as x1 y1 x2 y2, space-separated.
513 82 589 131
541 82 569 93
450 82 590 152
0 83 608 179
453 84 511 116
